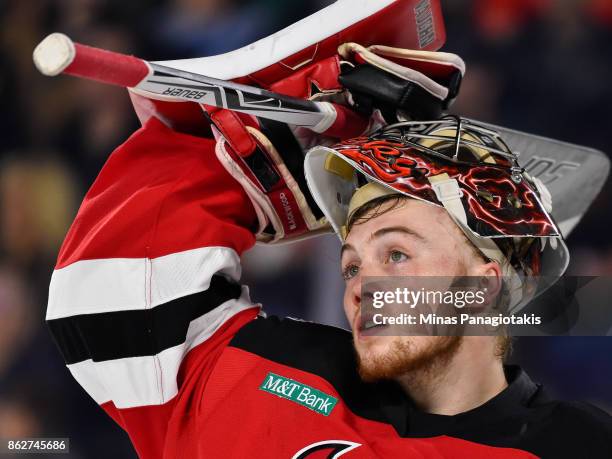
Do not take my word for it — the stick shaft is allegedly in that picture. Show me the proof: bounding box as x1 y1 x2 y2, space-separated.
68 42 151 87
34 33 331 128
143 63 329 127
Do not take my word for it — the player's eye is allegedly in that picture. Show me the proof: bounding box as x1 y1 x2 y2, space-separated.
342 264 360 280
388 250 408 263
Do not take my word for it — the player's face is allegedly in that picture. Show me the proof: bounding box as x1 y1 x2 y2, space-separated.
340 198 487 381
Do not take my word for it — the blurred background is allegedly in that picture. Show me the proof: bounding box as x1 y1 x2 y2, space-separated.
1 0 611 457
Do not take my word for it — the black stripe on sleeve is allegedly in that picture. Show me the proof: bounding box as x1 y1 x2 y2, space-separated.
47 275 242 365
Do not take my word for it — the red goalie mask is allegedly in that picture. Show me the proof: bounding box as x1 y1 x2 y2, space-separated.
305 117 570 311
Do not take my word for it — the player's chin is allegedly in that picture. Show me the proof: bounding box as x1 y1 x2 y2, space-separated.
354 336 461 383
354 338 406 382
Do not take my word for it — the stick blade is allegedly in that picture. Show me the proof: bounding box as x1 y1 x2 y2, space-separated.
33 33 75 76
475 119 610 237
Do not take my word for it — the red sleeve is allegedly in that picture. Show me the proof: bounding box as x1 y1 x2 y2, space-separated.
46 117 260 458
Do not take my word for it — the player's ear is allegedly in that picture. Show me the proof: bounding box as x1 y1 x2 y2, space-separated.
474 260 503 306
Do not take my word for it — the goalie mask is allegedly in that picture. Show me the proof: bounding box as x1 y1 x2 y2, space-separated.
304 116 570 311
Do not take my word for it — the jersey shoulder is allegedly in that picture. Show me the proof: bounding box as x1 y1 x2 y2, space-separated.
228 315 398 423
523 395 612 458
549 400 612 438
230 314 355 375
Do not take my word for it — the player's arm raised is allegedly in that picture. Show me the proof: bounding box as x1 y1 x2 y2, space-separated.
45 117 261 458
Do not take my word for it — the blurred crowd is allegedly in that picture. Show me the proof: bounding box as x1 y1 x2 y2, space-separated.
1 0 611 457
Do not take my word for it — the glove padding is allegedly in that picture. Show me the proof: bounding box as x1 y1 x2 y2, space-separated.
207 43 467 243
210 107 328 243
338 43 465 123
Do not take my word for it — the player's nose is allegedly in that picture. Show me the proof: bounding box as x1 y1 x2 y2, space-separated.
348 267 377 306
350 280 361 309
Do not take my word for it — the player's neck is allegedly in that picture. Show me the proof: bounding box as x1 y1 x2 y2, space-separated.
395 337 508 416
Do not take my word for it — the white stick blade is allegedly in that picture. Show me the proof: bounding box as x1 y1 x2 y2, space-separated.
33 33 76 76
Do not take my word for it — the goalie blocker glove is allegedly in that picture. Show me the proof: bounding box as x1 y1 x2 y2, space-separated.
203 45 466 243
338 43 465 123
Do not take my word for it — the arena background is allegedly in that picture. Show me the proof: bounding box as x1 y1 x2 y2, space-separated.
1 0 611 457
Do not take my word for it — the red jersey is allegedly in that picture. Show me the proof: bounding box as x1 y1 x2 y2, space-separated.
47 118 612 458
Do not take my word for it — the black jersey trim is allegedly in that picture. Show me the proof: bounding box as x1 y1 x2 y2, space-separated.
48 275 242 365
229 315 404 424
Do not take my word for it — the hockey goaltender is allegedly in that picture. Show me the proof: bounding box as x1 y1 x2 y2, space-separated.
44 5 612 459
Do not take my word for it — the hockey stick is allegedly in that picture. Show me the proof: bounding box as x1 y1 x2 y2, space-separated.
33 33 367 136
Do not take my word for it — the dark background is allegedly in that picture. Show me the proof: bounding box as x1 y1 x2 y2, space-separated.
1 0 611 457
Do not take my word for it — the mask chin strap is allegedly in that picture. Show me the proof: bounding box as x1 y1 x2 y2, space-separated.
428 173 525 311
